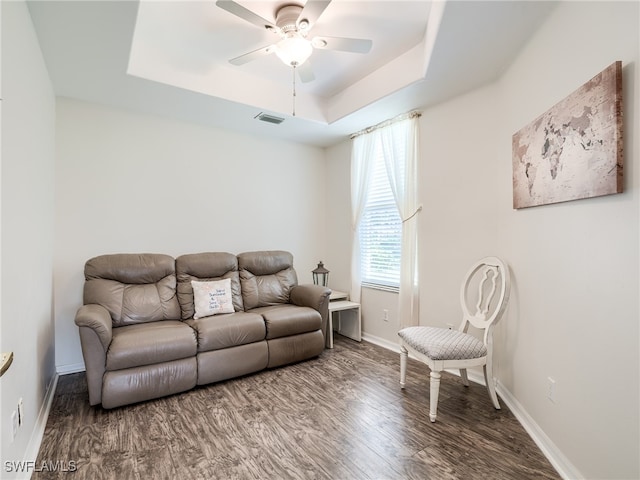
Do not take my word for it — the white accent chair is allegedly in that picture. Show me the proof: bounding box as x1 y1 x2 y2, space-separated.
398 257 511 422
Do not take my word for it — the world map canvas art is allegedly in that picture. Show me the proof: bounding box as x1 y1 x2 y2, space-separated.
512 61 623 209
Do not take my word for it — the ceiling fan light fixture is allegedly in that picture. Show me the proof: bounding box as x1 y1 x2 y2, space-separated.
275 36 313 67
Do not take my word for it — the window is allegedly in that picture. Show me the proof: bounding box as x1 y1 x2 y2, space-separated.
351 112 419 324
359 141 402 291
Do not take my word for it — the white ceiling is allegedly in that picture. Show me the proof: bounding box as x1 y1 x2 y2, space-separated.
26 0 557 147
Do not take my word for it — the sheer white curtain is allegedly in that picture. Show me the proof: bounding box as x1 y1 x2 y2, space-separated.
351 113 420 325
350 133 377 304
380 116 421 328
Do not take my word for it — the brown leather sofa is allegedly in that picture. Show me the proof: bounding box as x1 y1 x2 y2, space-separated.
75 250 330 408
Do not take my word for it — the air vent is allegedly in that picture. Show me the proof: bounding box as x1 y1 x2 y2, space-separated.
255 112 285 125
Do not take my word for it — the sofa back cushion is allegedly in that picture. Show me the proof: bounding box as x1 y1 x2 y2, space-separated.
175 252 243 319
83 253 180 327
238 251 298 310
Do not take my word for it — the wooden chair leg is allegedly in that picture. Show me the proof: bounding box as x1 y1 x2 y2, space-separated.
400 345 408 389
460 368 469 387
484 364 501 410
429 370 441 422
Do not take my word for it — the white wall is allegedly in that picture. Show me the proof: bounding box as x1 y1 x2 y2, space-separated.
325 2 639 479
54 98 327 371
1 1 57 475
418 81 505 331
325 139 352 294
497 2 639 478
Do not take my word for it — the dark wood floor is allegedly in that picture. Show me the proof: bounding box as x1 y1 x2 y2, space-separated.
35 336 559 480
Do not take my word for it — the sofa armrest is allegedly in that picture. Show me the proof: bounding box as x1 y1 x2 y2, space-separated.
75 304 113 406
290 284 331 346
290 284 330 311
75 304 113 349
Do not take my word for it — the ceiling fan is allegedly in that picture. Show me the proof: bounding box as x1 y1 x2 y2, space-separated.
215 0 373 83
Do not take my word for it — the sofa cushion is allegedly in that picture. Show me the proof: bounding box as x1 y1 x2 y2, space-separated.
267 330 325 368
251 305 321 339
106 321 197 371
238 251 298 310
84 253 181 327
102 357 197 409
176 252 243 319
186 312 266 352
196 342 268 386
192 278 235 318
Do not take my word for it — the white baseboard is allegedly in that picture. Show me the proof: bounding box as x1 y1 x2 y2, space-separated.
359 335 582 480
56 363 85 375
495 381 583 480
20 373 59 480
361 332 401 351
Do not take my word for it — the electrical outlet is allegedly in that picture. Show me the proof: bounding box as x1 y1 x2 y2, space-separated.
11 410 18 442
383 309 389 322
547 377 556 403
17 398 24 426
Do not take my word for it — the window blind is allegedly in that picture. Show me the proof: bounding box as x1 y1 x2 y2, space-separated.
359 145 402 290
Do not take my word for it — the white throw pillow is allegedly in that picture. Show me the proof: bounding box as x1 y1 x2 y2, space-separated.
191 278 235 319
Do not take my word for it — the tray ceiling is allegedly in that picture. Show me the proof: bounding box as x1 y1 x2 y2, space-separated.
27 1 557 147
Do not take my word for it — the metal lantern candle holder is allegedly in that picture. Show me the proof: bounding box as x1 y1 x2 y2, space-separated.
312 261 329 287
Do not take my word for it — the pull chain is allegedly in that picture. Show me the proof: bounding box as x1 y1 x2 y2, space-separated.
292 63 297 117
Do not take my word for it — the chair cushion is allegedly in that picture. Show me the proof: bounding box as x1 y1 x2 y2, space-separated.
398 326 487 360
106 321 197 371
186 312 266 352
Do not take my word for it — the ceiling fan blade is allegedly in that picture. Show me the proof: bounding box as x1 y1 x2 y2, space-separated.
216 0 276 30
229 45 276 66
312 36 373 54
297 61 315 83
298 0 332 30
